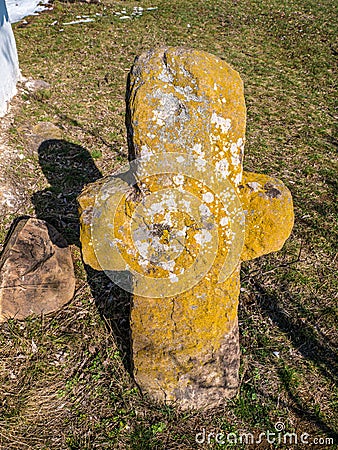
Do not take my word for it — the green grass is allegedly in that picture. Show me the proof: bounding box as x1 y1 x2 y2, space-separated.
0 0 337 448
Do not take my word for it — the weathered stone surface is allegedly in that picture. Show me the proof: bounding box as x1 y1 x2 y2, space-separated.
239 172 294 261
31 122 62 140
78 177 108 271
0 218 75 322
127 47 246 188
78 47 294 409
80 169 242 408
124 48 247 408
132 269 241 408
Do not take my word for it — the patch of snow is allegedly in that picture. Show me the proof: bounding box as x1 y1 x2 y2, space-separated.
63 18 95 25
114 6 158 19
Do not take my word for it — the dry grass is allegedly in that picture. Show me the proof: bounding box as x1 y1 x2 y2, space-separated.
0 0 337 448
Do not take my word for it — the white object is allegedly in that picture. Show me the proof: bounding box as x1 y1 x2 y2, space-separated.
63 18 94 25
0 0 21 117
6 0 51 24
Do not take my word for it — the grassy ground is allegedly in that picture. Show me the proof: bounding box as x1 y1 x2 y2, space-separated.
0 0 337 448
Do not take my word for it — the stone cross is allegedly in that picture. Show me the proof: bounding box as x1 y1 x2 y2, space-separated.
78 47 294 409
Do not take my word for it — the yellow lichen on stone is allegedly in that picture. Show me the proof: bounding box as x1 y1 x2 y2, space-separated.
78 178 108 271
112 174 233 282
127 47 246 188
239 171 294 261
121 48 248 407
88 167 243 295
131 267 240 405
81 162 243 407
77 47 294 410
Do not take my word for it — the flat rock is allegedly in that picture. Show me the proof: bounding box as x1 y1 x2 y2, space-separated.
29 122 63 151
0 217 75 322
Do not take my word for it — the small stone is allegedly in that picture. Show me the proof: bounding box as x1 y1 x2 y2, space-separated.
30 122 63 146
0 182 22 212
0 218 75 322
22 121 63 154
24 79 51 92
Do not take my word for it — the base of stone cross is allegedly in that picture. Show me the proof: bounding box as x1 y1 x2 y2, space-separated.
133 319 240 410
169 320 240 409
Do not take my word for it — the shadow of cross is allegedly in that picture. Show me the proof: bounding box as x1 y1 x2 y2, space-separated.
32 139 102 245
32 139 134 372
78 47 294 410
